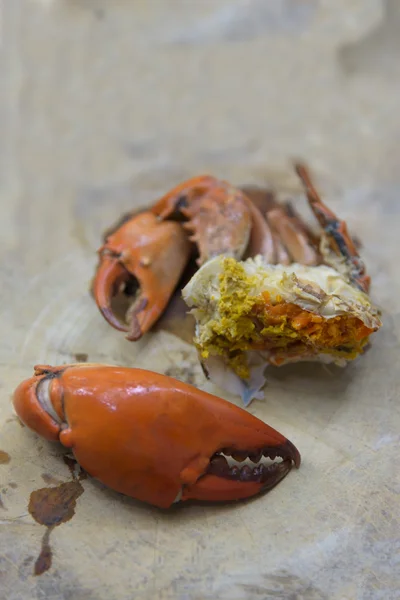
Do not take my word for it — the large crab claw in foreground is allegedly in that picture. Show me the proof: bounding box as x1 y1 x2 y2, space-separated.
92 212 191 340
13 364 300 509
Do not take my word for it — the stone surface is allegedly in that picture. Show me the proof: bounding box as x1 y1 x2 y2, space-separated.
1 1 399 599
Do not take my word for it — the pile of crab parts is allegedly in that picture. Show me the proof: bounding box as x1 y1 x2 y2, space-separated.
92 163 381 406
13 163 381 508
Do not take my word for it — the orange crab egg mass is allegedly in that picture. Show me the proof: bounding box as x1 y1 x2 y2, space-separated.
241 291 374 369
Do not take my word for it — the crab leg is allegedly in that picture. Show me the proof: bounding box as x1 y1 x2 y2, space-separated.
295 163 370 292
244 200 276 263
271 233 291 265
267 204 319 266
240 185 318 266
283 201 321 248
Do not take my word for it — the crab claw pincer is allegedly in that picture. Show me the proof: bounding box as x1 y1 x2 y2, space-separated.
92 212 191 340
13 364 300 508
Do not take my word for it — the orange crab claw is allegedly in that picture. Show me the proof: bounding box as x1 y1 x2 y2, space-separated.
92 212 191 340
295 163 370 293
13 364 300 509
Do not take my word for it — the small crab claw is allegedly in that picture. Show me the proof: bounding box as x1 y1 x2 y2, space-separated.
93 212 192 340
295 163 370 293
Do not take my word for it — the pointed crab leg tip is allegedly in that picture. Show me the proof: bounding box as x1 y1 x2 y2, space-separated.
294 161 307 177
294 163 314 195
125 329 143 342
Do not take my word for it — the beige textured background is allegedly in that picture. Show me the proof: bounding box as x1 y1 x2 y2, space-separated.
1 1 399 599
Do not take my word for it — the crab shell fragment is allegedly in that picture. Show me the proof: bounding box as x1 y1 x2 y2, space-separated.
13 363 300 508
182 255 382 405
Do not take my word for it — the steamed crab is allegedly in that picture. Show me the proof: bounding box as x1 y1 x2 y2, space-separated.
92 164 381 405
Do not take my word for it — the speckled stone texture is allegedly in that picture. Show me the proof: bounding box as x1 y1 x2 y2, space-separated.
1 1 399 599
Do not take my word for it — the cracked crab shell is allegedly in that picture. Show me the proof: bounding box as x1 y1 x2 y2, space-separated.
182 255 382 389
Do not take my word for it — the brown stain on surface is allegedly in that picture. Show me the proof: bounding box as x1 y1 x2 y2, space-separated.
33 528 53 577
29 481 84 528
28 457 86 576
0 450 11 464
238 571 328 599
63 454 87 480
74 352 88 363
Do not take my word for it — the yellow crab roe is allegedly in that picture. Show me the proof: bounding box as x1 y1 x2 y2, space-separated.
196 257 374 379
